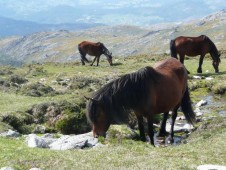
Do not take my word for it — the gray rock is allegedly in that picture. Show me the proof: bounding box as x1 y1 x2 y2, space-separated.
0 167 15 170
193 75 202 79
197 164 226 170
25 132 100 150
49 132 97 150
29 168 42 170
205 77 214 81
26 134 57 148
166 122 194 132
0 130 20 137
194 108 204 116
196 100 208 107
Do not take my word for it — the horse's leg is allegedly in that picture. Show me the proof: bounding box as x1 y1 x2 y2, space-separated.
157 112 168 137
96 56 100 66
197 55 204 73
90 56 97 66
179 54 190 74
147 116 155 145
169 106 179 143
80 54 86 65
136 115 146 141
81 59 85 65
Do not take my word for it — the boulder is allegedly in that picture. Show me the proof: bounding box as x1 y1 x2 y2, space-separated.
49 132 98 150
25 132 99 150
0 130 20 137
196 100 208 107
166 122 194 133
197 164 226 170
0 167 15 170
26 134 57 148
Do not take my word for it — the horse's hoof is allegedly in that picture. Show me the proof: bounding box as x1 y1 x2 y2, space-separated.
197 68 202 73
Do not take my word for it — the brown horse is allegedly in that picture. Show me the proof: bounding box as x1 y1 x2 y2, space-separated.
86 58 196 146
78 41 113 66
170 35 221 73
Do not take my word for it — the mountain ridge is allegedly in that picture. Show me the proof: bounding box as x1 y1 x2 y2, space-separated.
0 10 226 66
0 16 104 37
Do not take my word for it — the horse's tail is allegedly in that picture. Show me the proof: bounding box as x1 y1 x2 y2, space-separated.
170 39 177 58
78 44 89 63
181 87 196 125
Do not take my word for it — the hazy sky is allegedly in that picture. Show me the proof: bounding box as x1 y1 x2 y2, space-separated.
0 0 226 26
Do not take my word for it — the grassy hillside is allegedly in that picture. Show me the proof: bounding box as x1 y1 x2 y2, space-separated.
0 54 226 169
0 10 226 65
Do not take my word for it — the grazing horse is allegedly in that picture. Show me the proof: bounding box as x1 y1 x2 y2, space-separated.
170 35 221 73
86 58 196 146
78 41 113 66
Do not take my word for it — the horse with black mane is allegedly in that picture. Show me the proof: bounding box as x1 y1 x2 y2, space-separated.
86 58 196 146
78 41 113 66
170 35 221 73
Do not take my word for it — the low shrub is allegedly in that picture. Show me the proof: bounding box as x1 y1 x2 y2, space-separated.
55 109 90 134
21 82 58 97
9 74 28 84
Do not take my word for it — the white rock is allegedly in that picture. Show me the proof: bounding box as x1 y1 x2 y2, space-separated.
205 77 214 81
197 164 226 170
166 122 194 132
0 130 20 137
0 167 15 170
194 108 204 116
49 132 98 150
26 134 56 148
193 75 202 79
196 100 208 107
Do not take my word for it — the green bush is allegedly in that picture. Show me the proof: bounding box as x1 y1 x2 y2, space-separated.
9 74 28 84
20 82 58 97
55 109 90 134
212 83 226 94
1 112 34 134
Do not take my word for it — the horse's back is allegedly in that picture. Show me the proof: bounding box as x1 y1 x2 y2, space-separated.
154 58 186 74
151 58 187 113
174 35 211 56
78 41 102 56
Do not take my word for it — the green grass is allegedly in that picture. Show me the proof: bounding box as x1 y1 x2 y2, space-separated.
0 55 226 169
0 118 225 169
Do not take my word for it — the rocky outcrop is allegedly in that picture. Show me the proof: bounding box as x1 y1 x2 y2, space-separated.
25 132 100 150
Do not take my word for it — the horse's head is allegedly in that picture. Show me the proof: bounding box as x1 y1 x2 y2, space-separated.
212 53 221 73
85 96 110 138
106 52 113 66
100 43 113 66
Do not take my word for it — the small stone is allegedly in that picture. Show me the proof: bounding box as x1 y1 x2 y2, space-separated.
205 77 214 81
0 167 15 170
0 130 20 137
197 164 226 170
196 100 208 107
193 75 202 79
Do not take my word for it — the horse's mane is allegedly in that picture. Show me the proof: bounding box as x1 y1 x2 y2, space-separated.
201 35 220 61
97 42 111 56
86 66 158 124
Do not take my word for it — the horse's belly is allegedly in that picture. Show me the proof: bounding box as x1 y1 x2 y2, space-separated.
153 88 182 113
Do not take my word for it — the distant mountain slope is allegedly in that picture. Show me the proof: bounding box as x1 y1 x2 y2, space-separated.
0 16 103 37
0 10 225 66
